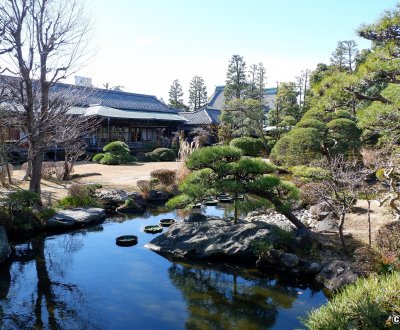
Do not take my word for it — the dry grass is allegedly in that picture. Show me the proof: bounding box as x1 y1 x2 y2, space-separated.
9 161 182 204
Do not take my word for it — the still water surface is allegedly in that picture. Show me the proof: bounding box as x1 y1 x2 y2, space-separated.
0 205 326 329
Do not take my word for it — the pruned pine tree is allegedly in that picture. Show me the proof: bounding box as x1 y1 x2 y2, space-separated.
168 79 187 111
224 55 247 102
188 76 208 111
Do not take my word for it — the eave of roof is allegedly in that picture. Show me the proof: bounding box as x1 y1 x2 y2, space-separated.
80 105 187 122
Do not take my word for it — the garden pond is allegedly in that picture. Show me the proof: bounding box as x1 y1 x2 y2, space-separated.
0 205 327 329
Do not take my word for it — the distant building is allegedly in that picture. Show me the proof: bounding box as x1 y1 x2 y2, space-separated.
64 84 186 151
74 76 93 88
180 108 221 145
207 85 277 111
0 76 187 153
179 85 278 140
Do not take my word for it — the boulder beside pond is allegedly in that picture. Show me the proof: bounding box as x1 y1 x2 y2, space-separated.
48 208 106 229
0 226 9 264
95 190 128 208
316 259 358 291
146 217 271 260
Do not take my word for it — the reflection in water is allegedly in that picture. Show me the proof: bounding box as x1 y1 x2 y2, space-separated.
0 231 103 330
169 263 300 330
0 206 326 329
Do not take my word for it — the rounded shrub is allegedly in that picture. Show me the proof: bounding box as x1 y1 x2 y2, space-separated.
103 141 130 153
278 115 297 127
92 153 105 163
229 137 264 157
100 153 120 165
270 128 323 166
326 118 361 154
295 119 326 132
98 141 137 165
145 148 176 161
330 110 353 120
301 108 325 121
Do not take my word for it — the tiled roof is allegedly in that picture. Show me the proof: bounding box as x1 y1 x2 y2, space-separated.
207 86 225 110
52 83 177 114
207 86 277 111
180 108 221 126
0 75 177 114
77 105 186 122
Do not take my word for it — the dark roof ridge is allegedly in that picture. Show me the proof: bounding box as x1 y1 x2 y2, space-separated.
53 81 160 100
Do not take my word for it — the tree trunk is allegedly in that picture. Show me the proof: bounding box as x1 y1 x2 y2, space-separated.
22 147 33 180
248 189 309 231
29 152 43 200
338 213 347 253
281 209 308 230
367 200 371 247
5 163 12 185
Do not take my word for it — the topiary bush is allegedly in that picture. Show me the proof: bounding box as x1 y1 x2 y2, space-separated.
277 115 297 127
326 118 361 154
96 141 137 165
229 136 264 157
145 148 176 161
100 153 120 165
330 110 354 120
302 272 400 329
92 153 105 163
295 119 326 133
270 128 323 166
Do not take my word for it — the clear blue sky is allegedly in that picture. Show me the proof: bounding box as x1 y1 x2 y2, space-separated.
77 0 399 102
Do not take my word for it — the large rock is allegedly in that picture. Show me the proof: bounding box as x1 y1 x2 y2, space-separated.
146 217 271 260
310 203 331 217
116 198 145 214
95 190 128 208
48 208 106 228
316 260 358 291
0 226 9 264
127 192 147 208
256 249 299 268
315 219 338 232
186 213 207 223
147 190 169 203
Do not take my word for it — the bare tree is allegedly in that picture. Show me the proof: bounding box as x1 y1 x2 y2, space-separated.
311 156 363 252
377 152 400 221
52 108 100 180
0 0 92 197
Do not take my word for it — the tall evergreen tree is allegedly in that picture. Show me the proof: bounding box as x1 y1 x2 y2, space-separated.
296 69 310 114
255 62 267 103
247 64 258 100
330 40 358 72
188 76 208 111
247 62 267 102
168 79 187 110
268 82 300 124
224 55 247 102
